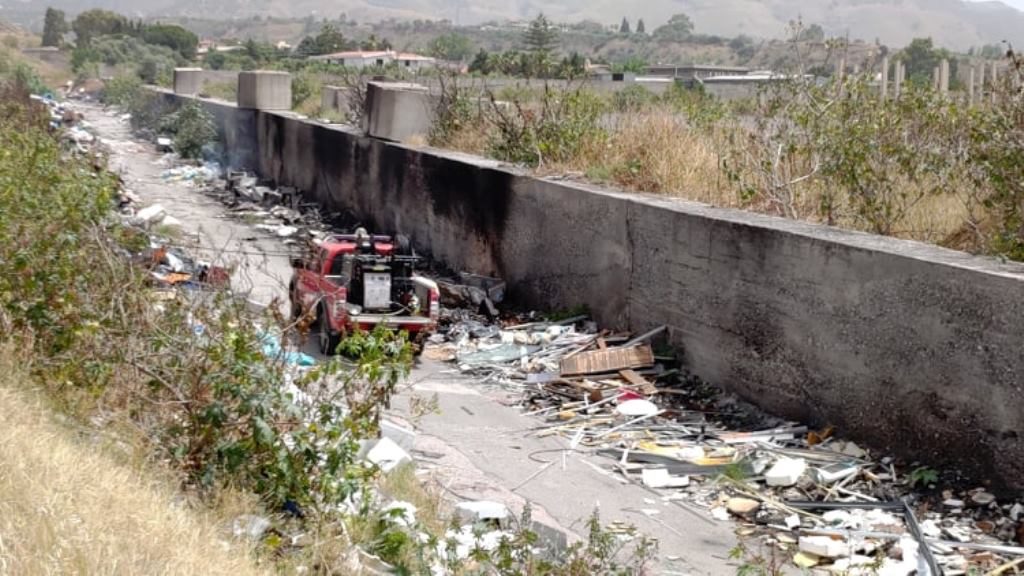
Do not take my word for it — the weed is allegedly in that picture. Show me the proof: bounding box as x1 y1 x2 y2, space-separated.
908 466 939 488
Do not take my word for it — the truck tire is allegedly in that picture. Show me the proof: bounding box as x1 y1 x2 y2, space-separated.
289 281 301 320
318 304 341 356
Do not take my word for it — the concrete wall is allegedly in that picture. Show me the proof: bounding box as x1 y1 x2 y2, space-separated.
163 91 1024 491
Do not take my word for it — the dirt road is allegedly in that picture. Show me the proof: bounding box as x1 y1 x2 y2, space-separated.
84 102 740 575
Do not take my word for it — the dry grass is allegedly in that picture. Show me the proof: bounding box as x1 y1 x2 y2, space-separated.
0 347 268 576
444 102 986 252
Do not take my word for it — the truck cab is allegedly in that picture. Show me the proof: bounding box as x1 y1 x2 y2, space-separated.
289 232 440 355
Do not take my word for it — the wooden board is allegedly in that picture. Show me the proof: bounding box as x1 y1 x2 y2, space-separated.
559 346 654 376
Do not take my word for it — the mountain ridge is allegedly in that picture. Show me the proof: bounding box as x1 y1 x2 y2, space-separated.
3 0 1024 50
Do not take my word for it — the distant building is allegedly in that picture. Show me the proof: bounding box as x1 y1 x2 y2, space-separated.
275 41 292 51
309 50 436 70
644 64 751 81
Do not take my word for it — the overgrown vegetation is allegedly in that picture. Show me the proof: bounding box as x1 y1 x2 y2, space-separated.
436 42 1024 262
0 68 656 573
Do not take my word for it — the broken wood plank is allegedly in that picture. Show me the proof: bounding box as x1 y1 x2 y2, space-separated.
560 345 654 377
619 369 658 395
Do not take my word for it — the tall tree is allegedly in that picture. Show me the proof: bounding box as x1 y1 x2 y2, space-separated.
143 24 198 59
41 7 69 47
636 18 646 34
619 17 631 34
72 9 126 47
522 13 559 55
653 13 694 42
899 37 957 86
429 32 472 62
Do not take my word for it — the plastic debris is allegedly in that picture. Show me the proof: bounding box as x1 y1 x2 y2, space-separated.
365 437 411 473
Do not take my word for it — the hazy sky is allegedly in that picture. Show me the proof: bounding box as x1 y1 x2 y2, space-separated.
970 0 1024 10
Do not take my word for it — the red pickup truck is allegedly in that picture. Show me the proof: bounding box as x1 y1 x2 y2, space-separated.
289 231 440 355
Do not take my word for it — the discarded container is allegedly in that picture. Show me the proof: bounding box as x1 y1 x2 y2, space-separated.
641 468 690 488
365 437 411 473
616 399 659 418
799 535 848 558
765 458 808 487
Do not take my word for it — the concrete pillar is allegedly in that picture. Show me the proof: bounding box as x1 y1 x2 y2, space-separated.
933 66 940 91
894 61 904 99
939 59 950 95
880 56 889 101
173 67 203 96
978 63 986 104
969 67 976 106
237 71 292 111
363 81 434 143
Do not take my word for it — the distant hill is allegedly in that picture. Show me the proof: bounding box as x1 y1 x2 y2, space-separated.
4 0 1024 50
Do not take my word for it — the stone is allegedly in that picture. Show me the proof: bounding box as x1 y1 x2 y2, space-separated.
944 499 966 509
726 497 760 516
765 458 807 487
134 203 166 225
971 491 996 506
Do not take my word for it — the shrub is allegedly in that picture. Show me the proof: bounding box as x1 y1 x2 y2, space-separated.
159 99 217 158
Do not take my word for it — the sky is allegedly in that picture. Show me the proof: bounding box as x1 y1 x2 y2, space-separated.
969 0 1024 10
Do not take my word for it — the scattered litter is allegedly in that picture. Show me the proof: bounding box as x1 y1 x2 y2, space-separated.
455 501 510 526
642 468 690 489
364 437 411 473
765 458 807 487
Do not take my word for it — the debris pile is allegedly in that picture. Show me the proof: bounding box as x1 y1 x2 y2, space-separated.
434 318 1024 574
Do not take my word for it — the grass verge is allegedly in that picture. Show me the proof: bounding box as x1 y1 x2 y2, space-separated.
0 345 266 576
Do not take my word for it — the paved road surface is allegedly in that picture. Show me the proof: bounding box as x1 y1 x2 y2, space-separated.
85 103 741 575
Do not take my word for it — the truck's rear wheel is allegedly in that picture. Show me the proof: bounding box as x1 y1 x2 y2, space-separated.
289 282 301 320
318 305 341 356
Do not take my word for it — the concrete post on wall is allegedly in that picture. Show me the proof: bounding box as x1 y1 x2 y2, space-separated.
932 66 940 91
992 61 999 104
978 63 987 105
880 56 889 101
939 59 950 96
173 68 203 96
237 71 292 111
894 61 904 99
969 67 976 107
363 81 434 143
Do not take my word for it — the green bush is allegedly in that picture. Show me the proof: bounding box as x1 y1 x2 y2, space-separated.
487 87 606 167
159 99 218 159
101 74 142 107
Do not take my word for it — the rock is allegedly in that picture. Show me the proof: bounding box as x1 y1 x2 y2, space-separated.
793 551 820 568
838 441 868 459
943 499 966 509
726 497 761 517
231 515 272 540
799 535 848 558
160 214 183 228
134 203 166 225
971 491 996 506
765 458 808 487
1010 503 1024 522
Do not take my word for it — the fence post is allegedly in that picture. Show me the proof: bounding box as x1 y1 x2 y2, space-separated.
880 56 889 101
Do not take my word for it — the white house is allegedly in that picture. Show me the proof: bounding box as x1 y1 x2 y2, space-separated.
309 50 436 70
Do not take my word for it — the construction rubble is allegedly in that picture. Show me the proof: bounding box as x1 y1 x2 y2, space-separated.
430 316 1024 575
